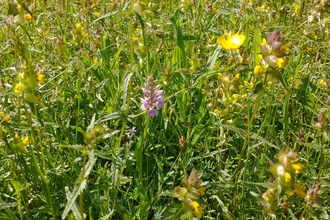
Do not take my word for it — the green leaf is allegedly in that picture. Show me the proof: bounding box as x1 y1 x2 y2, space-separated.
62 151 96 219
287 52 303 79
65 187 83 220
268 70 289 91
100 33 111 67
87 114 96 132
172 46 184 69
219 123 279 150
98 112 122 123
253 28 261 65
210 195 232 219
122 72 134 105
62 180 87 220
91 11 123 25
283 93 290 143
193 63 237 87
170 11 188 68
249 82 264 98
205 45 221 71
0 202 17 210
216 7 235 15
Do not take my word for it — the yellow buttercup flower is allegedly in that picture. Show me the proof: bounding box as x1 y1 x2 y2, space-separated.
217 33 246 50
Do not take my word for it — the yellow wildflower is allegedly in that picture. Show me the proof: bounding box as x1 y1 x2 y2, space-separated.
15 82 25 94
284 172 291 183
37 74 45 84
24 14 32 21
261 38 267 45
232 94 239 99
241 93 248 98
197 187 206 196
294 183 305 191
253 65 263 76
22 136 30 145
17 4 22 12
4 116 11 122
191 201 204 218
218 73 223 79
292 163 305 174
217 33 246 50
286 191 295 198
296 190 307 198
282 43 290 53
277 58 287 68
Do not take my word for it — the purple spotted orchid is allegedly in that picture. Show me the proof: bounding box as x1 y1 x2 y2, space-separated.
140 76 164 118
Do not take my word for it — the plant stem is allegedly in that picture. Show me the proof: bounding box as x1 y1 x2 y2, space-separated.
232 90 263 215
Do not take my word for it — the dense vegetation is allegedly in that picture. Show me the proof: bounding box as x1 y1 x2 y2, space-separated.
1 0 330 219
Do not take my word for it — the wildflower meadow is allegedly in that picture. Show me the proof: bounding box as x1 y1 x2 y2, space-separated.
1 0 330 219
